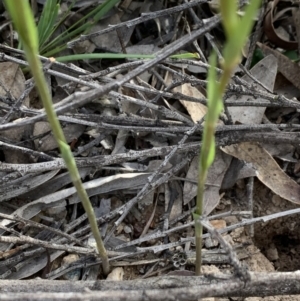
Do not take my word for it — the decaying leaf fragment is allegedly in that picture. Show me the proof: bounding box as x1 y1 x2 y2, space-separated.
227 55 278 124
221 142 300 204
177 83 207 123
165 72 207 123
224 54 300 204
184 150 231 215
0 62 30 163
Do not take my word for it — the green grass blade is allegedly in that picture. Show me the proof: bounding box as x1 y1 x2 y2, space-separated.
40 0 122 56
54 52 199 62
38 0 60 47
220 0 238 38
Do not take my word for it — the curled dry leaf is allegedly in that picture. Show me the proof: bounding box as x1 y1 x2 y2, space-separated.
264 0 298 50
221 142 300 204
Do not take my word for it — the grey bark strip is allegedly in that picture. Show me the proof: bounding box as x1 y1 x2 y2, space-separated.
1 272 300 299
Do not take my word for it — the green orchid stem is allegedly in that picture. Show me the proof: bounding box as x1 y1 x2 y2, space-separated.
4 0 110 275
194 0 261 277
28 53 110 276
194 68 229 277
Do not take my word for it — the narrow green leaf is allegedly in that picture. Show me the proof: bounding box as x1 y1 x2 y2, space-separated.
38 0 58 45
55 52 199 62
220 0 238 38
4 0 110 275
222 0 261 70
238 0 261 42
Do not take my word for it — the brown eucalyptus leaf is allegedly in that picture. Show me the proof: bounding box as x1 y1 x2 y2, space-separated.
221 142 300 204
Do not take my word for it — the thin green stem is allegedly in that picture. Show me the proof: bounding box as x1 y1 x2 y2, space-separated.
194 0 261 278
4 0 110 275
26 52 110 275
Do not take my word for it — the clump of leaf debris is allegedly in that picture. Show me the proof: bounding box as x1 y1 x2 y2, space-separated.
1 1 300 300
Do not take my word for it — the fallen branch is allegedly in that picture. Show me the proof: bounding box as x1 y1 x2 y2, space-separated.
1 272 300 300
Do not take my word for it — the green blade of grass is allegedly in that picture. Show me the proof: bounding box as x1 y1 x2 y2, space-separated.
54 52 200 62
42 0 120 56
38 1 60 48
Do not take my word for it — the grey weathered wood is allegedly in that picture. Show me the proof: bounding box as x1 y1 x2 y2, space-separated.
0 272 300 300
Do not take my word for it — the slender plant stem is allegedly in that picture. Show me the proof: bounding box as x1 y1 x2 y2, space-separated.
194 0 261 277
25 53 110 274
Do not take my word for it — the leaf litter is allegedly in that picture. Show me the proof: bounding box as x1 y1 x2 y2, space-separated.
1 1 300 300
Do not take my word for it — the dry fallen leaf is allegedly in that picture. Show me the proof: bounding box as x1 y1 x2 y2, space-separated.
33 121 86 152
224 54 300 204
0 62 30 163
165 72 207 123
183 150 232 215
106 267 124 281
264 0 298 50
227 54 278 124
221 142 300 204
258 43 300 91
177 83 207 123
